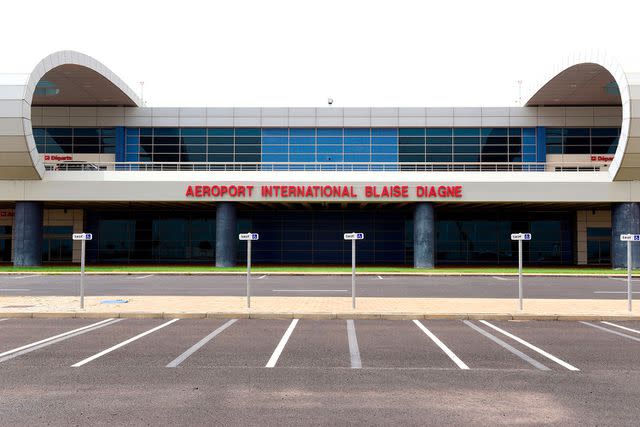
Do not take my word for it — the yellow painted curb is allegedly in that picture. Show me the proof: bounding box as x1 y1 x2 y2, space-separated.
119 312 163 319
206 312 249 319
32 312 76 318
162 313 207 319
249 312 294 320
468 313 513 320
292 312 338 320
75 312 121 319
1 312 639 321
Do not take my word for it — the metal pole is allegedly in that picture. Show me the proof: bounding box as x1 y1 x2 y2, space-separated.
80 239 85 309
518 239 523 311
352 238 356 309
247 239 252 309
628 240 632 312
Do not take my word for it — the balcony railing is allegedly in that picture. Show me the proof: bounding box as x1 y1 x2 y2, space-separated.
44 161 607 173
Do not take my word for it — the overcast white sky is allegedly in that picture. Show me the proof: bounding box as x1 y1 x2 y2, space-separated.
2 0 638 107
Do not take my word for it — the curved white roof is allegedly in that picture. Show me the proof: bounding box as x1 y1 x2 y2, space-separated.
0 51 140 179
525 52 638 182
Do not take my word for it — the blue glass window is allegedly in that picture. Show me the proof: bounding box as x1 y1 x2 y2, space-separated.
373 128 397 137
208 128 233 136
345 128 370 137
290 128 315 137
262 128 288 136
34 125 618 168
181 128 205 136
454 128 480 137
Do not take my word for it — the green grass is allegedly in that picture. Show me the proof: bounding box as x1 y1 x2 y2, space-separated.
0 265 636 275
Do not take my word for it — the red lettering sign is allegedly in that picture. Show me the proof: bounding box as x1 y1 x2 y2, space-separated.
592 156 614 162
186 185 255 198
186 184 463 199
415 185 462 198
44 155 73 161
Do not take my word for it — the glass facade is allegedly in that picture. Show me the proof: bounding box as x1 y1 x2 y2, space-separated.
435 212 573 265
42 226 73 262
33 126 620 165
83 208 574 266
399 127 536 164
545 128 619 154
34 128 116 154
587 227 611 265
241 209 408 264
86 211 216 263
0 226 11 263
125 127 261 163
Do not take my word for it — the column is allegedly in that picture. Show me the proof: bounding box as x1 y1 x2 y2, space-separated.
413 202 435 268
612 202 640 269
13 201 43 267
216 202 237 267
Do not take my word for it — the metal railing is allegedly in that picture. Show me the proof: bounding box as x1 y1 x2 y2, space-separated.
44 161 607 172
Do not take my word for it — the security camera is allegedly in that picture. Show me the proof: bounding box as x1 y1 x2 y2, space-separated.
328 98 334 106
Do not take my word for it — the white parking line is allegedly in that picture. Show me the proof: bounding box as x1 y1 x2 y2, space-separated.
479 320 579 371
271 289 349 292
265 319 298 368
12 275 38 280
0 318 116 359
601 321 640 335
377 275 384 280
594 291 640 294
257 275 268 279
71 319 180 367
413 320 469 370
492 276 515 281
581 322 640 343
0 319 122 363
346 320 362 369
134 275 153 279
0 288 30 291
463 320 549 370
608 277 640 282
0 318 8 322
167 319 237 368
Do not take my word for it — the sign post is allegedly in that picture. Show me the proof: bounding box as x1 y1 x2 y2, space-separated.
239 233 259 308
72 233 93 309
619 234 640 311
510 233 531 311
344 232 364 308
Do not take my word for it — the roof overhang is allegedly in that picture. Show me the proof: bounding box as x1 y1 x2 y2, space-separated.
0 51 140 180
525 53 639 182
32 64 139 106
526 63 622 106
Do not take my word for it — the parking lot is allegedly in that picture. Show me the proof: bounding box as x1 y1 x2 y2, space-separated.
2 317 640 425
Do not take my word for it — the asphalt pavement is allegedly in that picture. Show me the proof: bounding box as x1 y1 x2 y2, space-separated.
0 273 638 299
1 318 640 425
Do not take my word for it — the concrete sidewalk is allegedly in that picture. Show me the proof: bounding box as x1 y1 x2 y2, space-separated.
0 295 639 321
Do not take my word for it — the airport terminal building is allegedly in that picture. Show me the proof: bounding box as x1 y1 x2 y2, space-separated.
1 51 640 269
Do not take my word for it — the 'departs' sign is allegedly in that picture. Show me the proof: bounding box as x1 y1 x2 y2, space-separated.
184 184 463 200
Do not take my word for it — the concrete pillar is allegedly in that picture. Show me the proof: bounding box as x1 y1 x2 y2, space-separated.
216 202 237 267
612 202 640 269
13 201 43 267
413 202 435 268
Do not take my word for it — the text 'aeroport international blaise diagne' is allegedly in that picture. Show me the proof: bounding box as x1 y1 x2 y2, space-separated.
185 184 464 199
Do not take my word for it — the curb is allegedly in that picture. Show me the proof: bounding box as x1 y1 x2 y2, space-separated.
0 272 637 277
1 311 639 321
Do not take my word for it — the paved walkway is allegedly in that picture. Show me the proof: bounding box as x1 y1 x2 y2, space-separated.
0 295 639 320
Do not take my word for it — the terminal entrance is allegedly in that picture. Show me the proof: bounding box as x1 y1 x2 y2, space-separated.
66 203 580 266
